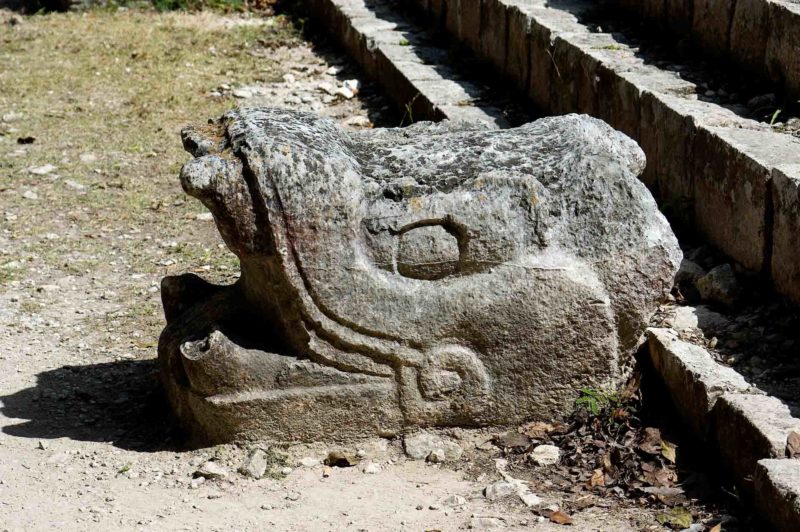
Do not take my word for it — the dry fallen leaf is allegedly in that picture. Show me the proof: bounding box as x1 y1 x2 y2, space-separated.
548 510 573 525
521 421 557 439
494 431 532 450
786 431 800 458
642 486 685 506
709 524 722 532
661 440 677 463
639 427 662 455
611 407 629 421
589 468 605 487
655 506 692 528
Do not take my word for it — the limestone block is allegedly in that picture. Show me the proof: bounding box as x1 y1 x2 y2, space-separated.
754 459 800 532
693 126 800 272
712 393 800 483
665 0 693 31
505 6 533 92
480 0 508 71
766 1 800 98
648 328 750 438
771 165 800 304
692 0 737 56
729 0 770 73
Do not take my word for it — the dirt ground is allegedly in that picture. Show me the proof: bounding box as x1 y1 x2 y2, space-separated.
0 8 742 531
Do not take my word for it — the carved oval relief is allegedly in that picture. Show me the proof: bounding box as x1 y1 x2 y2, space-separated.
397 224 460 280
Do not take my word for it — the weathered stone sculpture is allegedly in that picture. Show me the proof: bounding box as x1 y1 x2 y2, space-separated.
159 107 681 443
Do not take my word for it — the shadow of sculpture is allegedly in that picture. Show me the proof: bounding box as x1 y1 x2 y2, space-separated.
1 359 182 452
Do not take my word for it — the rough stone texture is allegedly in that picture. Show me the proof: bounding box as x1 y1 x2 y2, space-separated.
771 165 800 305
712 393 800 482
529 444 561 466
765 1 800 99
754 459 800 532
159 107 680 443
363 0 800 307
692 126 796 273
302 0 505 127
729 0 770 73
404 431 463 461
239 448 269 478
647 328 750 438
480 0 508 71
691 0 737 57
484 481 516 500
696 264 743 307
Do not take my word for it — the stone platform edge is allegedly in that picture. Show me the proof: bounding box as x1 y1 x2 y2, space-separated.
606 0 800 101
648 328 800 532
302 0 508 129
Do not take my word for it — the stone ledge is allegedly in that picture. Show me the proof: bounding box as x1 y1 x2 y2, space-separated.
646 328 750 438
754 459 800 532
771 165 800 304
605 0 800 101
303 0 506 128
648 327 800 530
712 392 800 484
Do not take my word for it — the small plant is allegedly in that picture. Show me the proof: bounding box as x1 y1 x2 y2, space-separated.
400 93 421 126
770 109 782 126
575 387 620 416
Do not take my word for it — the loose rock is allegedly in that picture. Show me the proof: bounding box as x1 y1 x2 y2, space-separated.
666 306 699 331
239 448 268 479
404 432 463 462
697 264 743 307
426 449 446 463
28 164 56 175
469 516 506 529
362 462 381 474
194 461 228 480
676 259 706 287
298 457 320 468
529 445 561 466
442 494 467 507
484 481 516 501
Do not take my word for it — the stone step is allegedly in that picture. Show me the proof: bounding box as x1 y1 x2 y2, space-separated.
301 0 509 128
648 328 800 531
604 0 800 102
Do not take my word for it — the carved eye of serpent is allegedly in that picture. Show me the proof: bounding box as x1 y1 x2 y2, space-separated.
395 221 465 281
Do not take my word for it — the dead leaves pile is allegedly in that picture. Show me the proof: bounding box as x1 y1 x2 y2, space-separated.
495 371 732 529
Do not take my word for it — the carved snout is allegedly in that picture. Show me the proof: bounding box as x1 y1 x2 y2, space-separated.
179 150 260 257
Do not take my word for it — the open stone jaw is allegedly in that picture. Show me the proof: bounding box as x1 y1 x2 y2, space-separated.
158 107 681 444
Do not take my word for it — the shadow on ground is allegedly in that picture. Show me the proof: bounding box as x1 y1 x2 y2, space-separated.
1 359 182 452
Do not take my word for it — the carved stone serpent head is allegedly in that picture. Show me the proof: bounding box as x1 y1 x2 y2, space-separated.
159 107 680 443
